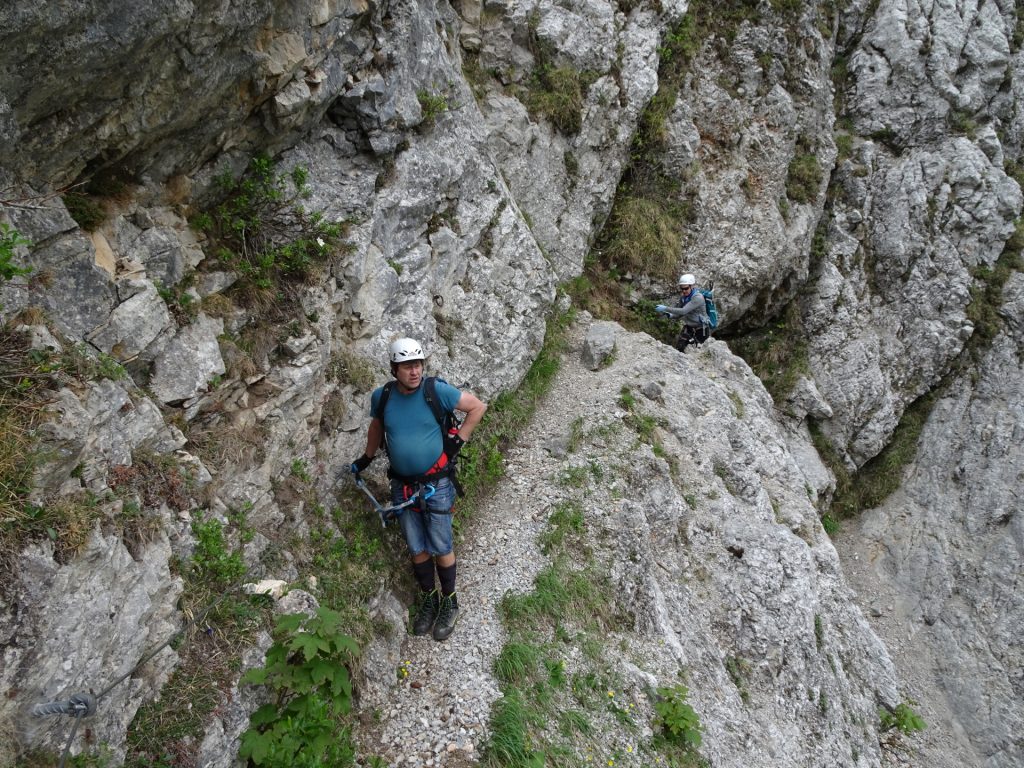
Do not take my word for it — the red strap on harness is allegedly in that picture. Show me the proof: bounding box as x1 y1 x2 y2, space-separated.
426 452 449 476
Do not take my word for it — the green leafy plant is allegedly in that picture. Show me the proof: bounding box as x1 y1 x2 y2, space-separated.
191 517 245 586
879 701 926 735
653 684 702 749
239 607 359 767
290 458 311 483
1 223 31 282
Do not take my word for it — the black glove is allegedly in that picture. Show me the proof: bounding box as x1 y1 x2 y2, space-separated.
350 454 374 474
443 431 465 459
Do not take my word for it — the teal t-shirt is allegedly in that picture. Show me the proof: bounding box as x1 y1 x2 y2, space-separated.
370 379 462 477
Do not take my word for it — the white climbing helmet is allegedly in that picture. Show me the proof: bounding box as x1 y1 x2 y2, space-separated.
678 273 696 287
389 337 425 364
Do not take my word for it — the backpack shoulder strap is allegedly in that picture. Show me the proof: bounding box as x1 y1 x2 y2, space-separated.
422 376 448 427
372 381 396 421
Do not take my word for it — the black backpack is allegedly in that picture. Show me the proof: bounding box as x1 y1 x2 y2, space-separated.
373 376 464 495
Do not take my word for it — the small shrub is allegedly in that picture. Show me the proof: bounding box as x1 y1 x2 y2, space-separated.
108 452 191 511
731 302 810 402
869 127 900 151
417 90 450 126
290 458 311 482
786 152 822 203
194 155 346 303
190 517 245 586
947 109 977 139
62 191 106 231
0 223 31 283
520 65 594 134
602 196 684 282
618 385 636 410
835 133 854 162
516 11 596 135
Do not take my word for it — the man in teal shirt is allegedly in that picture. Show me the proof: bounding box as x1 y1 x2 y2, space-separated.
351 338 487 641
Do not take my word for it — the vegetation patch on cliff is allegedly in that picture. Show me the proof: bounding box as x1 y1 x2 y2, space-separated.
730 301 810 402
514 10 598 135
0 325 136 581
483 447 705 768
190 155 347 307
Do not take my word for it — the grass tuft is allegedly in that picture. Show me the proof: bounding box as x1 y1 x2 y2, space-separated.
730 302 809 402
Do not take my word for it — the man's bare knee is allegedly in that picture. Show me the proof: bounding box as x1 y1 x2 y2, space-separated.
435 552 455 568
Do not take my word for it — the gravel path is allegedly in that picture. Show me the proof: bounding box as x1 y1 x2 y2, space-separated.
353 327 591 767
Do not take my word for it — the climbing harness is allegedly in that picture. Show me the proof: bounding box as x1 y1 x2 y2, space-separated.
352 472 436 527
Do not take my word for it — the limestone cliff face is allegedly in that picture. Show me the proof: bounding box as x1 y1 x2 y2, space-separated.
0 0 1021 766
0 0 368 186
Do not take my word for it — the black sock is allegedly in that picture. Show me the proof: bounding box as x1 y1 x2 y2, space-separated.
437 561 457 596
413 559 435 592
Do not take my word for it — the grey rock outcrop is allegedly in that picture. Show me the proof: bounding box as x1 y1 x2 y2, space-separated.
0 0 373 186
794 0 1024 466
0 530 182 766
661 6 837 324
581 318 617 369
839 272 1024 768
805 137 1020 465
149 313 226 405
582 329 901 767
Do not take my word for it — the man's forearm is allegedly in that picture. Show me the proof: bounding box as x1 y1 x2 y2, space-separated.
364 418 383 456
